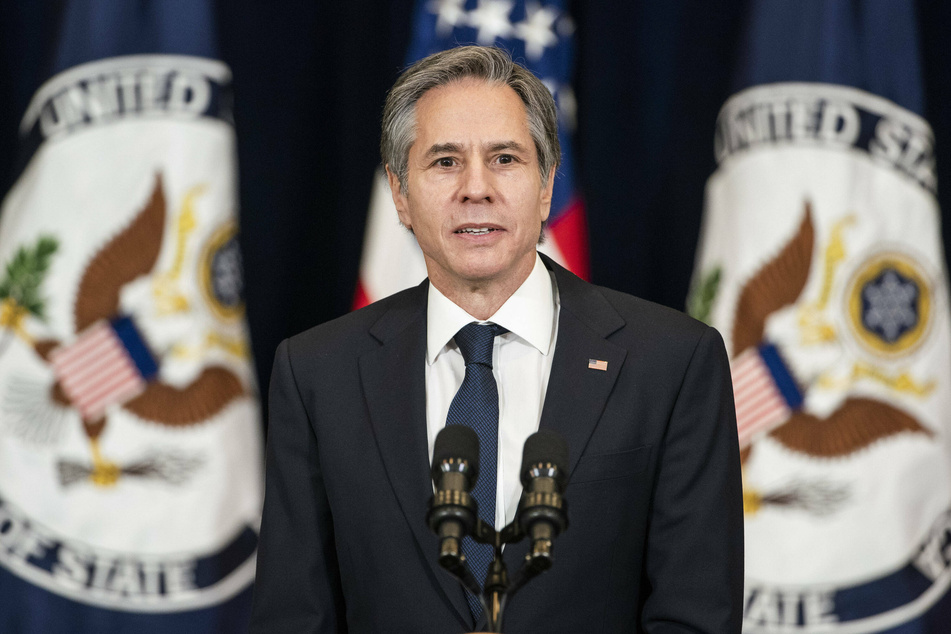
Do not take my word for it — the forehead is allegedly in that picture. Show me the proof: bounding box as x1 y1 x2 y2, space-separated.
412 79 532 148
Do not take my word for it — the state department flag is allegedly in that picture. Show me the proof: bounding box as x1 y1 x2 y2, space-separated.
0 2 262 632
690 1 951 631
354 0 589 308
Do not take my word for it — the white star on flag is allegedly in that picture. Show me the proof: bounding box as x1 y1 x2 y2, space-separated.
514 1 560 59
429 0 468 36
467 0 514 44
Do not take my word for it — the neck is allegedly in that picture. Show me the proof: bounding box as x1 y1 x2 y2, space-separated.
428 256 536 321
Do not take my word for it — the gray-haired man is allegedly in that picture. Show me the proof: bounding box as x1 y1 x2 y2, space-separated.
251 46 743 633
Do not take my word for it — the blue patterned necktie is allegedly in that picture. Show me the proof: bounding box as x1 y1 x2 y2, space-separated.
445 322 506 622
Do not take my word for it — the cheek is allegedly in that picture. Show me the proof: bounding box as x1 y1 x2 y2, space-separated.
411 193 445 227
516 191 550 223
404 206 440 239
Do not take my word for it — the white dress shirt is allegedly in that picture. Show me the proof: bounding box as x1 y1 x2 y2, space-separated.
425 253 560 530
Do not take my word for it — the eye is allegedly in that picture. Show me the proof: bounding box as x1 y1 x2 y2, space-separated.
436 157 456 168
497 154 515 164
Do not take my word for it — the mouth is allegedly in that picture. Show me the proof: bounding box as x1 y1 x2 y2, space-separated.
454 226 501 236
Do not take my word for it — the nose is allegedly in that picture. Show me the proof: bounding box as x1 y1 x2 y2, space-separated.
460 161 493 203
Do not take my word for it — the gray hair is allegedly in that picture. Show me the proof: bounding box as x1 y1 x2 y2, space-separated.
381 45 561 193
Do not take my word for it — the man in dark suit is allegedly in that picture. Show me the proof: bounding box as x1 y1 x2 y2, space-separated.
250 46 743 633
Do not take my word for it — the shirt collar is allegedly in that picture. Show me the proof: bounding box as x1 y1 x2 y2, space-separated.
426 253 556 364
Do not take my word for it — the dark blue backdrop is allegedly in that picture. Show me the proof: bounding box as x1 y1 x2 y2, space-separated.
1 0 949 416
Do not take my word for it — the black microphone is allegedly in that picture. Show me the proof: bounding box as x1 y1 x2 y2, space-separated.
517 430 569 574
427 425 480 572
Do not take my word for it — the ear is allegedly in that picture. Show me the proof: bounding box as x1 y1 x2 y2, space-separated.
385 165 411 228
538 165 556 222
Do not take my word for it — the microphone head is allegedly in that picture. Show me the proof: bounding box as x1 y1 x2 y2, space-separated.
520 430 569 487
432 425 480 484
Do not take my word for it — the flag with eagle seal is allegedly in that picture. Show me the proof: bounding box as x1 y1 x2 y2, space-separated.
689 1 951 631
0 51 262 631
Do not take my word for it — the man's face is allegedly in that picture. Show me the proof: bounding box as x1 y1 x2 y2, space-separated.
388 79 555 294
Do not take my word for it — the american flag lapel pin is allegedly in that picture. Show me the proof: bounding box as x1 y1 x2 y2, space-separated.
588 359 608 371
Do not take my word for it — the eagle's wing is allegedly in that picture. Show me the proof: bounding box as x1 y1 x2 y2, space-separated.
123 366 244 427
74 174 166 332
769 397 932 457
70 174 246 428
732 204 814 356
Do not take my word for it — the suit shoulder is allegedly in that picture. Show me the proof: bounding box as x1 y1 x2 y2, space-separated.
583 283 727 370
546 253 714 349
597 284 709 338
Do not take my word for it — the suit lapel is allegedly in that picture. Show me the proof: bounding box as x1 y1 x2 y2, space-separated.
504 256 627 574
539 255 627 479
358 283 472 628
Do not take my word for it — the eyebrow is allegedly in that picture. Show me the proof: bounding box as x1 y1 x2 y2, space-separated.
423 140 530 157
486 141 529 154
423 142 463 158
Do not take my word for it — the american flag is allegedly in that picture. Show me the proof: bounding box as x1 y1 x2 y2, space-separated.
354 0 589 308
731 343 802 448
49 316 158 421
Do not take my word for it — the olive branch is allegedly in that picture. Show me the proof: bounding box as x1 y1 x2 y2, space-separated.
0 236 59 356
687 266 721 325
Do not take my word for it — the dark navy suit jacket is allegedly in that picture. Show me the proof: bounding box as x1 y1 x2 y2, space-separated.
250 255 743 633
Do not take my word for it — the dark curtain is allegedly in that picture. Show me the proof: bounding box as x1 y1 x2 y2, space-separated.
2 0 950 419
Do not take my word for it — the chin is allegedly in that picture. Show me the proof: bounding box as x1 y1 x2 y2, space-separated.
456 266 505 283
447 254 500 277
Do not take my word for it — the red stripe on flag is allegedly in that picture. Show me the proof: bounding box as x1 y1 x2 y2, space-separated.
547 197 590 281
731 348 792 447
734 375 780 418
77 370 144 420
58 344 126 392
50 322 111 369
352 280 371 311
49 321 147 420
738 406 786 441
732 362 771 391
74 354 140 408
733 373 773 401
738 396 786 433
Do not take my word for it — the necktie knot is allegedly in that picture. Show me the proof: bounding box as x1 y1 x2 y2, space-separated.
454 323 506 367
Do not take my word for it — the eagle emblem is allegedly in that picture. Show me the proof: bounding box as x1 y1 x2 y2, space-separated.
1 174 247 487
729 203 934 514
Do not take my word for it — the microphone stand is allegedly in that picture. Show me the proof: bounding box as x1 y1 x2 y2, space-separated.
429 430 569 633
442 515 551 632
458 518 520 633
484 521 522 631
